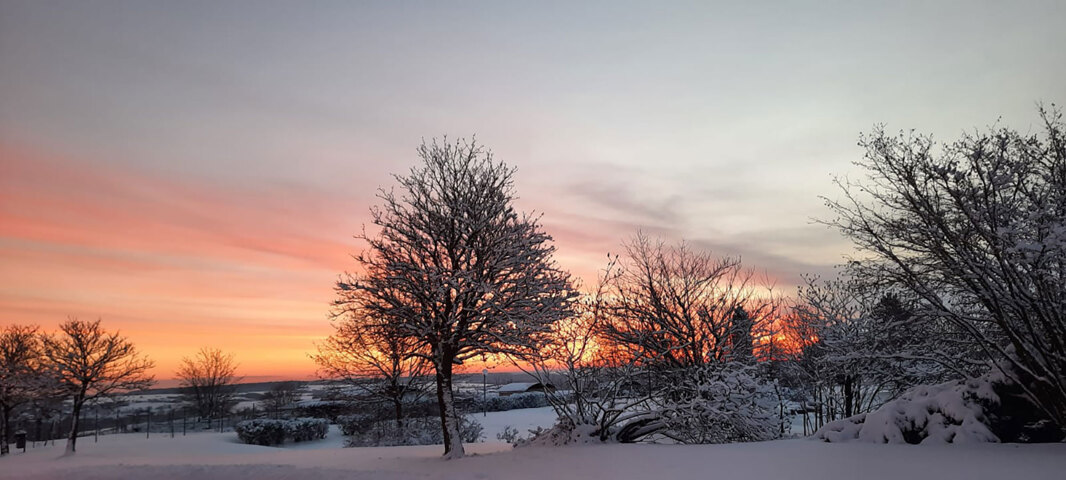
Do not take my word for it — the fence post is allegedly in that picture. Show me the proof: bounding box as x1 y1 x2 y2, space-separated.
95 409 99 442
146 408 151 439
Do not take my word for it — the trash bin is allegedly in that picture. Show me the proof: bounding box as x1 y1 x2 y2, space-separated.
15 430 27 450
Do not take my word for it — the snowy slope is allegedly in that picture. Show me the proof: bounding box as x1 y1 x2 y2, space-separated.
3 407 1064 480
5 431 1064 480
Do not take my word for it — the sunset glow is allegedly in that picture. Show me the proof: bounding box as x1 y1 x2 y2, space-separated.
2 1 1062 384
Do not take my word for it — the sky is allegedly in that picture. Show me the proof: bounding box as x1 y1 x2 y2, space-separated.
1 0 1064 382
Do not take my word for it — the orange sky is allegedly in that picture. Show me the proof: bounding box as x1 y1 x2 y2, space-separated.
1 143 356 380
0 142 605 381
4 1 1054 383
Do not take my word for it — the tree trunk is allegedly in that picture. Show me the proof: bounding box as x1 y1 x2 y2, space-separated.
844 375 854 418
1 404 10 456
66 398 83 454
393 397 404 437
434 355 464 459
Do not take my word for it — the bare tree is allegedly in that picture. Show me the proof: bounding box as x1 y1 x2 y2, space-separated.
824 106 1066 434
599 233 771 369
176 348 241 420
0 325 44 456
524 236 787 444
314 312 430 431
40 318 154 454
336 138 579 458
520 255 664 443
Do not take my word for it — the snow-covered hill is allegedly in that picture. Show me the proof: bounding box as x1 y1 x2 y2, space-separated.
4 407 1064 480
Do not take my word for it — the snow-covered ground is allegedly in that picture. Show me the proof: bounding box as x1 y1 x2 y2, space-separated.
474 405 557 440
3 408 1064 480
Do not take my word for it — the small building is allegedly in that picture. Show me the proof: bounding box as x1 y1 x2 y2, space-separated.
496 382 555 397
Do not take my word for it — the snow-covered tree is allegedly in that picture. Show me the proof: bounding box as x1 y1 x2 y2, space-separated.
521 256 668 444
825 106 1066 435
335 138 579 458
525 236 787 444
176 347 241 420
789 276 953 430
40 318 154 454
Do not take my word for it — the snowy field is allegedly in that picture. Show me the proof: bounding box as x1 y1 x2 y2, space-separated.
3 407 1064 480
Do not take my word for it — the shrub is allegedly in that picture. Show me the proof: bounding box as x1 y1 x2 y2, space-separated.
497 425 520 443
344 414 483 447
235 419 287 446
815 375 1000 444
661 365 785 444
288 417 329 442
518 420 601 447
472 393 551 413
336 413 376 436
234 417 329 445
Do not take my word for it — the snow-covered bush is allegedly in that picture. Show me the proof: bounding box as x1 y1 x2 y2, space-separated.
460 415 484 443
336 413 375 436
473 392 551 413
234 419 287 446
661 365 785 444
344 414 482 447
497 424 564 446
815 376 1000 444
518 419 604 446
496 425 521 443
815 363 1066 444
287 417 329 442
235 418 329 445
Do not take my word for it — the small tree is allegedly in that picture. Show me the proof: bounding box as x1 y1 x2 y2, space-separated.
825 107 1066 433
176 348 241 420
40 318 154 454
336 138 579 458
314 312 430 432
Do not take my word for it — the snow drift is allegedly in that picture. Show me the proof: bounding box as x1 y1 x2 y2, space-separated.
815 376 1001 444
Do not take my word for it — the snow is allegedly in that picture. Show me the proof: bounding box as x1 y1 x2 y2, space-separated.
3 407 1064 479
473 406 557 440
496 382 539 394
4 429 1063 480
815 376 1000 444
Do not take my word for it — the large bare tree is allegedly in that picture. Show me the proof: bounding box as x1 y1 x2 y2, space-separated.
825 106 1066 434
599 233 770 369
176 347 241 420
40 318 154 454
336 138 579 458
